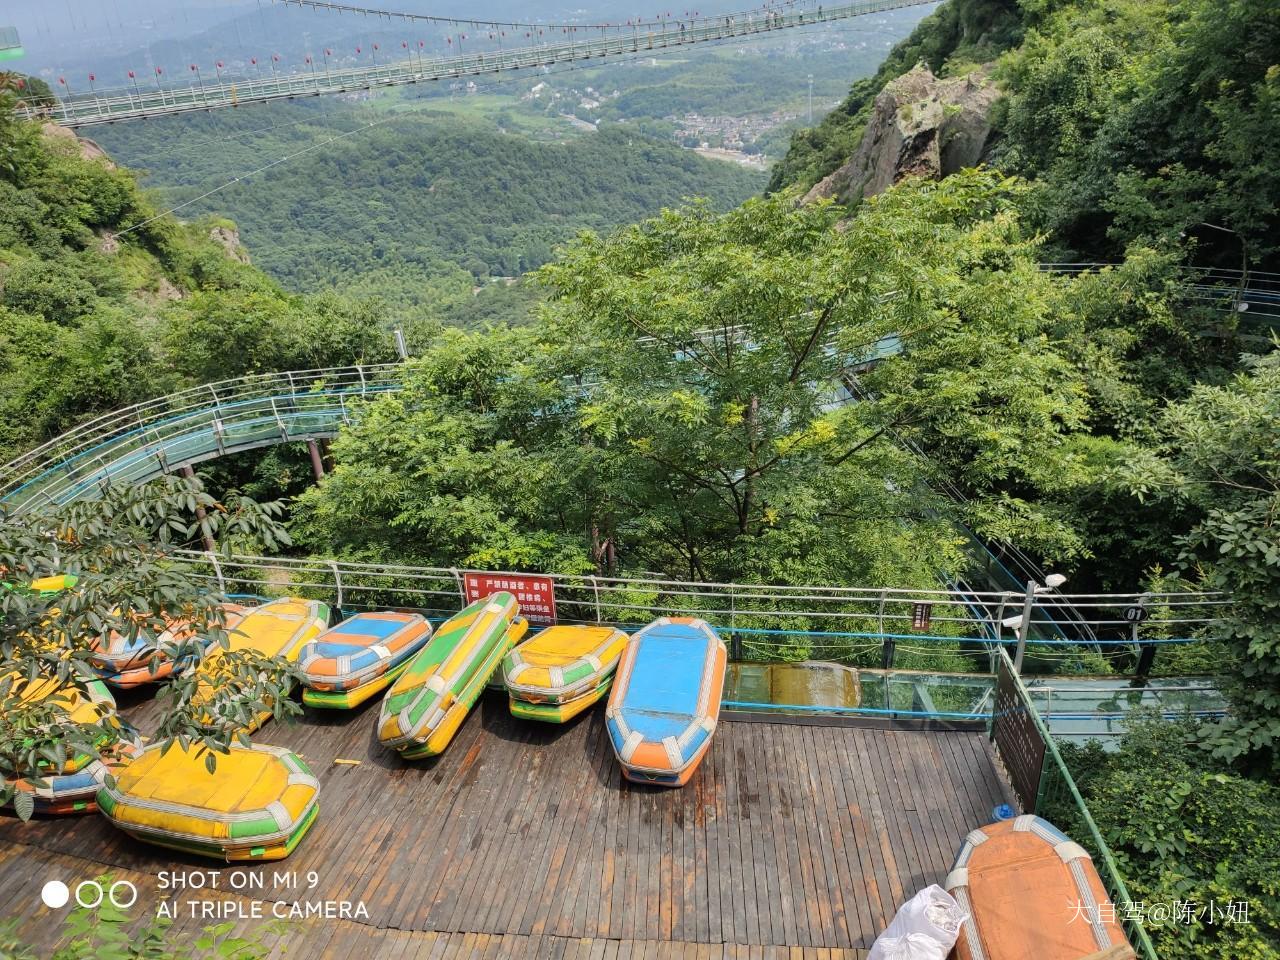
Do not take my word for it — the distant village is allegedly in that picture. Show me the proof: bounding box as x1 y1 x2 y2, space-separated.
519 78 805 169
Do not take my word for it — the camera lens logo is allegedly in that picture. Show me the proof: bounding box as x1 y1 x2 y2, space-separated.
41 879 137 910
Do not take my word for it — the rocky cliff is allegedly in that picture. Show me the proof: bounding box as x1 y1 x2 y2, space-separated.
803 64 999 205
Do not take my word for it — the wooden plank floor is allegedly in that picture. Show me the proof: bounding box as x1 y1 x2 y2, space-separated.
0 690 1013 957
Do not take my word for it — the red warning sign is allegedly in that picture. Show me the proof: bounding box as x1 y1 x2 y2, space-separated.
463 571 558 624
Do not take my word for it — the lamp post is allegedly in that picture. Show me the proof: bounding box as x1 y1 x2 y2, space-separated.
1004 574 1067 673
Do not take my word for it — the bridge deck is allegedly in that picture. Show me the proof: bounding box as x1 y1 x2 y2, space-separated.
0 692 1013 958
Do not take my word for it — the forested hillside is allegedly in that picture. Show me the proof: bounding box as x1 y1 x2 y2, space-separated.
0 107 396 462
771 0 1279 269
91 104 764 319
757 3 1280 954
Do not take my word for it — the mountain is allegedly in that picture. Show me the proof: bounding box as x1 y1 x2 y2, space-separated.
771 0 1280 270
91 101 765 320
0 114 398 462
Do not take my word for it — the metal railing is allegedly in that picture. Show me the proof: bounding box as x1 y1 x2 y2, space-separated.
990 648 1159 959
17 0 938 127
1043 263 1280 322
178 550 1225 657
0 364 404 512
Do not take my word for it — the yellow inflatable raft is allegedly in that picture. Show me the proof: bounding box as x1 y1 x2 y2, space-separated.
97 741 319 862
189 597 328 735
4 672 134 815
503 624 629 723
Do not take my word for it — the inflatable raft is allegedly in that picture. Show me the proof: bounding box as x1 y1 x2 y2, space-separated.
605 616 726 787
189 597 328 735
946 815 1133 960
5 672 131 815
378 592 527 759
299 611 434 709
503 624 629 722
97 741 319 862
29 573 78 596
89 602 251 688
14 736 142 815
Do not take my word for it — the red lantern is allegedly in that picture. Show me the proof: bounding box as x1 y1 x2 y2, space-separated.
128 70 135 78
58 77 66 85
156 67 163 75
190 64 197 71
216 61 223 68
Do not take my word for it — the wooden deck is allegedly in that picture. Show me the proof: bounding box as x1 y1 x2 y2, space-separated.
0 690 1013 958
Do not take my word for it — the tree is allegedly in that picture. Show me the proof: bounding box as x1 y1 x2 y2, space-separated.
1053 715 1280 959
298 172 1102 596
541 170 1094 575
1124 351 1280 774
0 475 296 820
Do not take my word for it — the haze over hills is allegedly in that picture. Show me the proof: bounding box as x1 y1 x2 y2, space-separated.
82 4 931 321
15 1 938 83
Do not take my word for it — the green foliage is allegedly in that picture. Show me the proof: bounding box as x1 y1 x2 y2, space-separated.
768 0 1026 193
774 0 1280 272
0 475 295 819
1055 716 1280 959
0 883 287 959
0 106 398 462
995 0 1280 263
1123 352 1280 773
295 172 1107 604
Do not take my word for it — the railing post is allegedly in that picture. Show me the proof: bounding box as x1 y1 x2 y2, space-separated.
327 559 344 615
205 549 226 595
449 567 466 605
729 586 741 661
151 430 169 474
588 575 602 623
1013 580 1035 674
1131 593 1155 682
270 398 289 440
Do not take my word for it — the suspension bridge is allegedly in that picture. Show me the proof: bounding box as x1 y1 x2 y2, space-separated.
18 0 938 127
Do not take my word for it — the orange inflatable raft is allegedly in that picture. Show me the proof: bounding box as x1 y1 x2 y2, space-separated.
89 603 251 688
945 816 1134 960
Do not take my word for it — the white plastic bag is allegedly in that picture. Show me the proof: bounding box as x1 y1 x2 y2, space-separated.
867 884 967 960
